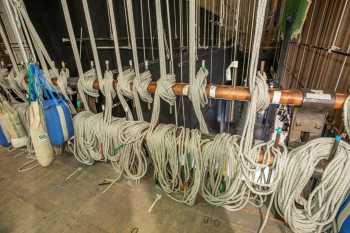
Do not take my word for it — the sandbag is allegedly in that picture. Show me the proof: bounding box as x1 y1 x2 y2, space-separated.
29 101 54 167
338 195 350 233
43 96 74 145
0 126 11 147
0 101 28 148
29 64 74 145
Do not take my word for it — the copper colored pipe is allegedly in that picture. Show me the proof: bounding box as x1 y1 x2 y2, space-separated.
51 78 347 110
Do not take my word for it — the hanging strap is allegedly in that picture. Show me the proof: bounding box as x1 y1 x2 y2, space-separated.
149 0 177 128
107 0 134 120
125 0 152 121
81 0 103 87
0 18 19 75
61 0 90 112
4 0 28 64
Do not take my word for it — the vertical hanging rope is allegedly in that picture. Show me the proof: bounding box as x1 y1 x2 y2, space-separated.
123 0 131 48
149 0 177 128
246 0 257 82
173 0 177 39
238 1 287 233
106 0 134 120
221 0 228 83
241 0 252 86
61 0 91 112
179 0 186 127
209 0 216 93
140 0 147 63
165 0 174 74
125 0 153 121
0 19 19 75
187 0 209 134
16 6 36 63
82 0 103 84
203 0 207 47
4 0 27 64
147 0 155 61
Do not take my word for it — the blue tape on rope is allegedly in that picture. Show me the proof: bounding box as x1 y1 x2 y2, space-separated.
336 135 342 142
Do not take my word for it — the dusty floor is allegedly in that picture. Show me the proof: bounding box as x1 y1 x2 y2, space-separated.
0 149 290 233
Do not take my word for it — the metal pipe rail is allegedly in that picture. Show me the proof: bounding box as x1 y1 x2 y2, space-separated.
88 79 347 110
50 77 347 110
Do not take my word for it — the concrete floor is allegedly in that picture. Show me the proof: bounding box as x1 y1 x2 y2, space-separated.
0 149 289 233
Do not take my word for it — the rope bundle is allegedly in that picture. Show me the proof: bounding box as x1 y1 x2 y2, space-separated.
147 124 202 205
109 120 150 181
57 1 350 233
201 134 247 209
275 138 350 233
188 68 209 133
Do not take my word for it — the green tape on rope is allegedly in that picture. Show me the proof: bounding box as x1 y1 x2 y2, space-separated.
77 100 81 109
110 144 125 157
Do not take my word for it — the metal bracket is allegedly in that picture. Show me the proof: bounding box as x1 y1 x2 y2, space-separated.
303 89 335 111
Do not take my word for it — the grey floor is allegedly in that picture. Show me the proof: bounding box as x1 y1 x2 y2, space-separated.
0 149 289 233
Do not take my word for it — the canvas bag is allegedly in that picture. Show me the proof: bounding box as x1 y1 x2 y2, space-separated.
0 100 28 148
29 101 53 167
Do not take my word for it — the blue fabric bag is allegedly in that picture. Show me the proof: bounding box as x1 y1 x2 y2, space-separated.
0 126 11 147
338 195 350 233
29 64 74 145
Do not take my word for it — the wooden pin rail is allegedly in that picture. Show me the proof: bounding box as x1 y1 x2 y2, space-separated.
87 79 347 110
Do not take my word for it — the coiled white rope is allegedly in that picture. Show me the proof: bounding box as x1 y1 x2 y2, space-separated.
275 138 350 233
201 134 248 209
109 120 150 181
147 124 202 205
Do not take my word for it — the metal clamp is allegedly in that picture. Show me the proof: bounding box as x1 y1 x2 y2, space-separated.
302 90 335 111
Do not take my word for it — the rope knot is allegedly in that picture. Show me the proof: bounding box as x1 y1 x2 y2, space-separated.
155 74 176 106
254 72 270 112
135 70 153 104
